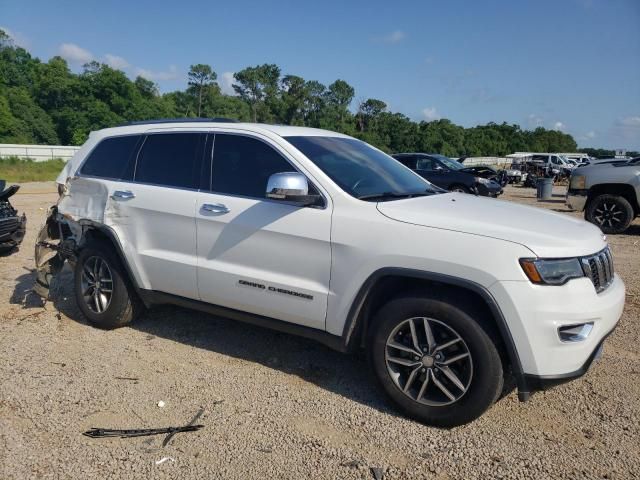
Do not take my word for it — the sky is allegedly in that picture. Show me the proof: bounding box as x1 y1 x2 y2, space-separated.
2 0 639 150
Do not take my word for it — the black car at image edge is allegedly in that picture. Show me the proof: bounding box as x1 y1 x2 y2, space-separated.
392 153 504 197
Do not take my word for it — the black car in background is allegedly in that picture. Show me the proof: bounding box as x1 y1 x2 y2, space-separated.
391 153 503 197
0 180 26 253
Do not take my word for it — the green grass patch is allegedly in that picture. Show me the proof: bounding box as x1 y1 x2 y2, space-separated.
0 157 66 183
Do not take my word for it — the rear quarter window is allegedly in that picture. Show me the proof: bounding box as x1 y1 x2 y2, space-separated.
80 135 141 179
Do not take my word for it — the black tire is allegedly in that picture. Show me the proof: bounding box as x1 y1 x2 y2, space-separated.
448 184 470 194
585 194 634 234
368 293 503 427
74 240 143 329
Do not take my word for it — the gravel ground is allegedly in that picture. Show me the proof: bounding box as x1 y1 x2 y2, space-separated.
1 182 638 479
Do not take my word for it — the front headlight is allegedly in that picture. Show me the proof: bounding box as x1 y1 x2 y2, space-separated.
570 175 586 189
476 177 491 186
519 258 585 285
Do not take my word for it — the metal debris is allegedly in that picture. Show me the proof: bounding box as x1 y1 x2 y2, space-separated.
371 466 384 480
83 424 203 439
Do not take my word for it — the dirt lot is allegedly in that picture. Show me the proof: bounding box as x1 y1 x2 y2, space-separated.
1 183 638 479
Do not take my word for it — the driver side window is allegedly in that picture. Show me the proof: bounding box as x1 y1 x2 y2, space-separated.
211 134 297 198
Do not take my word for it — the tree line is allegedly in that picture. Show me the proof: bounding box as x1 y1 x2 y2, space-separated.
1 29 623 158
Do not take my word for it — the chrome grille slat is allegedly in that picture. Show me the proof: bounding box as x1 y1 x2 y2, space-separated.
581 247 614 293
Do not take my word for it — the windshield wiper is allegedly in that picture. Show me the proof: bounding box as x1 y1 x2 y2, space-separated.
357 191 432 201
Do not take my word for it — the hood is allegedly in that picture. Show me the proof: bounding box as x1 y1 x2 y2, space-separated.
376 193 606 258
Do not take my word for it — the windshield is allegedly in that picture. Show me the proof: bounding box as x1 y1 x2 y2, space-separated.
431 154 464 171
285 136 436 199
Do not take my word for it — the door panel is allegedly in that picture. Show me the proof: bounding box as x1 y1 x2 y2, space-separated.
195 133 331 329
111 183 199 298
196 194 331 328
108 132 204 299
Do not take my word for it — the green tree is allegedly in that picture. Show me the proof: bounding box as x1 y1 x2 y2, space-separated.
233 64 281 122
187 64 217 117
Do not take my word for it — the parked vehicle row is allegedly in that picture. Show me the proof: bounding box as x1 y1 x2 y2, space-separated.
34 120 625 427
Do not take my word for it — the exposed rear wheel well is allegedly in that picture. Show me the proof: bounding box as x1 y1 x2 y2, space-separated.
77 225 143 301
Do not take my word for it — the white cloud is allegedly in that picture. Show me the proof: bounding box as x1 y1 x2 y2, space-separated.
135 65 178 81
609 116 640 149
422 107 441 121
220 71 236 95
58 43 94 64
553 121 566 131
585 130 596 139
0 26 30 48
527 113 543 128
381 30 406 44
616 116 640 128
104 53 129 70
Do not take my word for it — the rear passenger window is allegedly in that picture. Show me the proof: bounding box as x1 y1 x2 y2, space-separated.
80 135 140 179
416 158 434 170
135 133 203 189
211 134 296 198
397 156 416 169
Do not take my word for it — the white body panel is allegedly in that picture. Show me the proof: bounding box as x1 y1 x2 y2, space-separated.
107 183 199 299
195 191 331 329
53 121 626 380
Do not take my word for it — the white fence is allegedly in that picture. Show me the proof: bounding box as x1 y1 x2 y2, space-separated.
0 144 79 162
462 156 513 168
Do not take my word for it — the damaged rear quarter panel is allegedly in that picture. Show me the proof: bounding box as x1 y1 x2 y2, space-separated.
57 178 110 223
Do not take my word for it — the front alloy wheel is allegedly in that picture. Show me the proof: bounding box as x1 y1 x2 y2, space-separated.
369 294 504 427
385 317 473 406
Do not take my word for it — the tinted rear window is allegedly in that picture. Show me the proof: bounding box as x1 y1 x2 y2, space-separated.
80 135 140 179
135 133 204 189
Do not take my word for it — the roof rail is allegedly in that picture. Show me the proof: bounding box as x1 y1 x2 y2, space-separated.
118 117 239 126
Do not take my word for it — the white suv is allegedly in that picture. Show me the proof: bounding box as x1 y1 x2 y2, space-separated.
35 119 626 427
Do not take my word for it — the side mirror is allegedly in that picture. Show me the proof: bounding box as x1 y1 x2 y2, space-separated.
266 172 321 206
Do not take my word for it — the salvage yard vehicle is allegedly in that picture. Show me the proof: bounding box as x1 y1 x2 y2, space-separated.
35 119 625 427
567 157 640 234
454 158 509 187
392 153 503 197
0 180 26 253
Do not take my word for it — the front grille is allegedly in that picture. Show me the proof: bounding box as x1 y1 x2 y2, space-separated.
581 247 615 293
0 217 19 236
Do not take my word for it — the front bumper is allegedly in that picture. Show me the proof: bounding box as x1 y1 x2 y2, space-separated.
523 328 612 393
0 214 26 251
476 182 503 197
489 273 625 395
566 189 588 211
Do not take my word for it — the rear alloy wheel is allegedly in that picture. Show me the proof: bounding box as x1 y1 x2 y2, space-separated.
74 240 143 329
80 256 114 314
369 294 503 427
586 194 634 234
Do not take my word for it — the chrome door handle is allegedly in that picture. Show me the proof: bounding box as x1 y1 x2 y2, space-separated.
202 203 230 214
112 190 135 200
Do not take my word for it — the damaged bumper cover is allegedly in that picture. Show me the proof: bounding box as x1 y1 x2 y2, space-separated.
34 206 77 298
